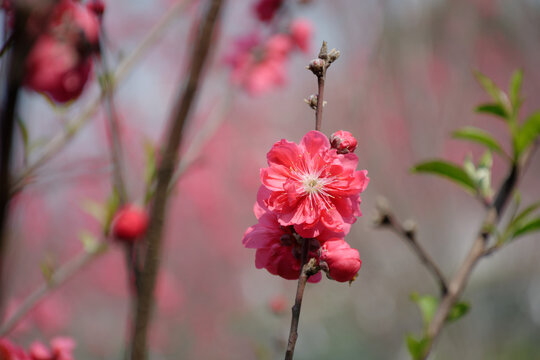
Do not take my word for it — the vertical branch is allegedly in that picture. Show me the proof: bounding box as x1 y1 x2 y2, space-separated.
284 241 314 360
0 2 55 315
129 0 224 359
314 42 327 131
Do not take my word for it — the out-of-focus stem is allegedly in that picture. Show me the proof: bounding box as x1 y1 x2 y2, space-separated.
129 1 224 359
421 143 537 359
9 0 194 197
0 245 105 337
375 208 448 296
314 42 327 131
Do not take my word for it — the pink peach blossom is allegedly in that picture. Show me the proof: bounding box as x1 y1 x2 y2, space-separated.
242 208 326 282
259 130 369 237
290 18 313 53
0 339 29 360
319 239 361 282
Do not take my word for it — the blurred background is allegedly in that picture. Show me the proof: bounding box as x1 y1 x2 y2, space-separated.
3 0 540 358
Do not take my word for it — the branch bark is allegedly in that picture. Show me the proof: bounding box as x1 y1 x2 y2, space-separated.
129 1 224 359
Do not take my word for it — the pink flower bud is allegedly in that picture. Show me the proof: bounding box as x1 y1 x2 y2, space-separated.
308 58 325 75
330 130 357 154
86 0 105 17
319 240 361 282
111 205 149 242
269 295 287 315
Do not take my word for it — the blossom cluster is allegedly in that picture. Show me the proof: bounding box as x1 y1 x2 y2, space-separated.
243 130 369 283
23 0 103 103
225 0 313 95
0 337 75 360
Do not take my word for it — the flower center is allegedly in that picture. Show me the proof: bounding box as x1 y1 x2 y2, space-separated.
303 175 323 194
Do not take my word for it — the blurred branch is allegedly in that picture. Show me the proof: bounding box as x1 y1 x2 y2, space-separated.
168 88 237 192
0 244 106 337
129 1 225 359
421 143 538 359
374 199 449 296
9 0 194 197
0 1 56 317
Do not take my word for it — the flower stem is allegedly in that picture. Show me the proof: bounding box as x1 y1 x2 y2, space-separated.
284 240 312 360
315 41 328 131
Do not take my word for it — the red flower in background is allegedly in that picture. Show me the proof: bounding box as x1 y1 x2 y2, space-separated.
24 0 101 103
111 204 149 242
253 0 283 22
260 130 369 238
0 339 29 360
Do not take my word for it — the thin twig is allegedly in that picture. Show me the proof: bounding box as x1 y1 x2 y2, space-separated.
284 246 317 360
421 143 538 359
0 33 14 58
315 42 327 131
374 205 448 296
129 1 224 359
0 245 106 337
9 0 194 197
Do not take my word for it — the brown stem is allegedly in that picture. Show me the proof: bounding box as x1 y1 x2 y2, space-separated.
284 242 316 360
314 41 328 131
377 210 448 296
129 1 224 359
421 144 537 358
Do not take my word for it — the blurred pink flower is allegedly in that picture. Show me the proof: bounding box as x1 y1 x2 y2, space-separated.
260 130 369 238
0 339 29 360
290 18 313 53
24 0 100 103
226 33 293 95
253 0 283 22
319 239 361 282
29 337 75 360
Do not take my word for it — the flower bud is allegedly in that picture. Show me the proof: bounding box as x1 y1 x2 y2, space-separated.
307 58 325 76
330 130 357 154
319 240 361 282
87 0 106 17
111 204 149 242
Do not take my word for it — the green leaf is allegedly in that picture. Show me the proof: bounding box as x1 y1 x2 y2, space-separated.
447 301 470 323
514 112 540 157
406 335 429 360
16 117 29 154
452 127 505 156
80 200 105 223
512 217 540 238
143 140 157 186
411 293 439 328
79 231 108 255
509 69 523 112
475 103 507 119
103 190 120 235
511 202 540 228
474 71 511 118
411 160 478 194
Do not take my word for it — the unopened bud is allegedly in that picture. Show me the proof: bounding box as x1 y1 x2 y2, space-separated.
403 219 417 239
328 48 340 64
307 58 325 76
330 130 357 154
111 204 149 242
304 94 318 109
319 240 361 283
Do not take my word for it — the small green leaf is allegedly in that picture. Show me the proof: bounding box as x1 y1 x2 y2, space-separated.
411 293 439 328
475 103 507 119
79 231 108 255
40 261 55 285
80 200 105 223
103 190 120 235
509 69 523 112
447 301 470 323
474 71 511 118
511 202 540 228
143 140 157 186
16 117 29 153
411 160 478 194
514 112 540 157
512 217 540 239
406 335 429 360
453 127 505 156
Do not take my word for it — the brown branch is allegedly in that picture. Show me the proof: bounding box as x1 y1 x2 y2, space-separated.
284 245 318 360
374 204 448 296
315 42 327 131
129 1 224 359
421 143 538 359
